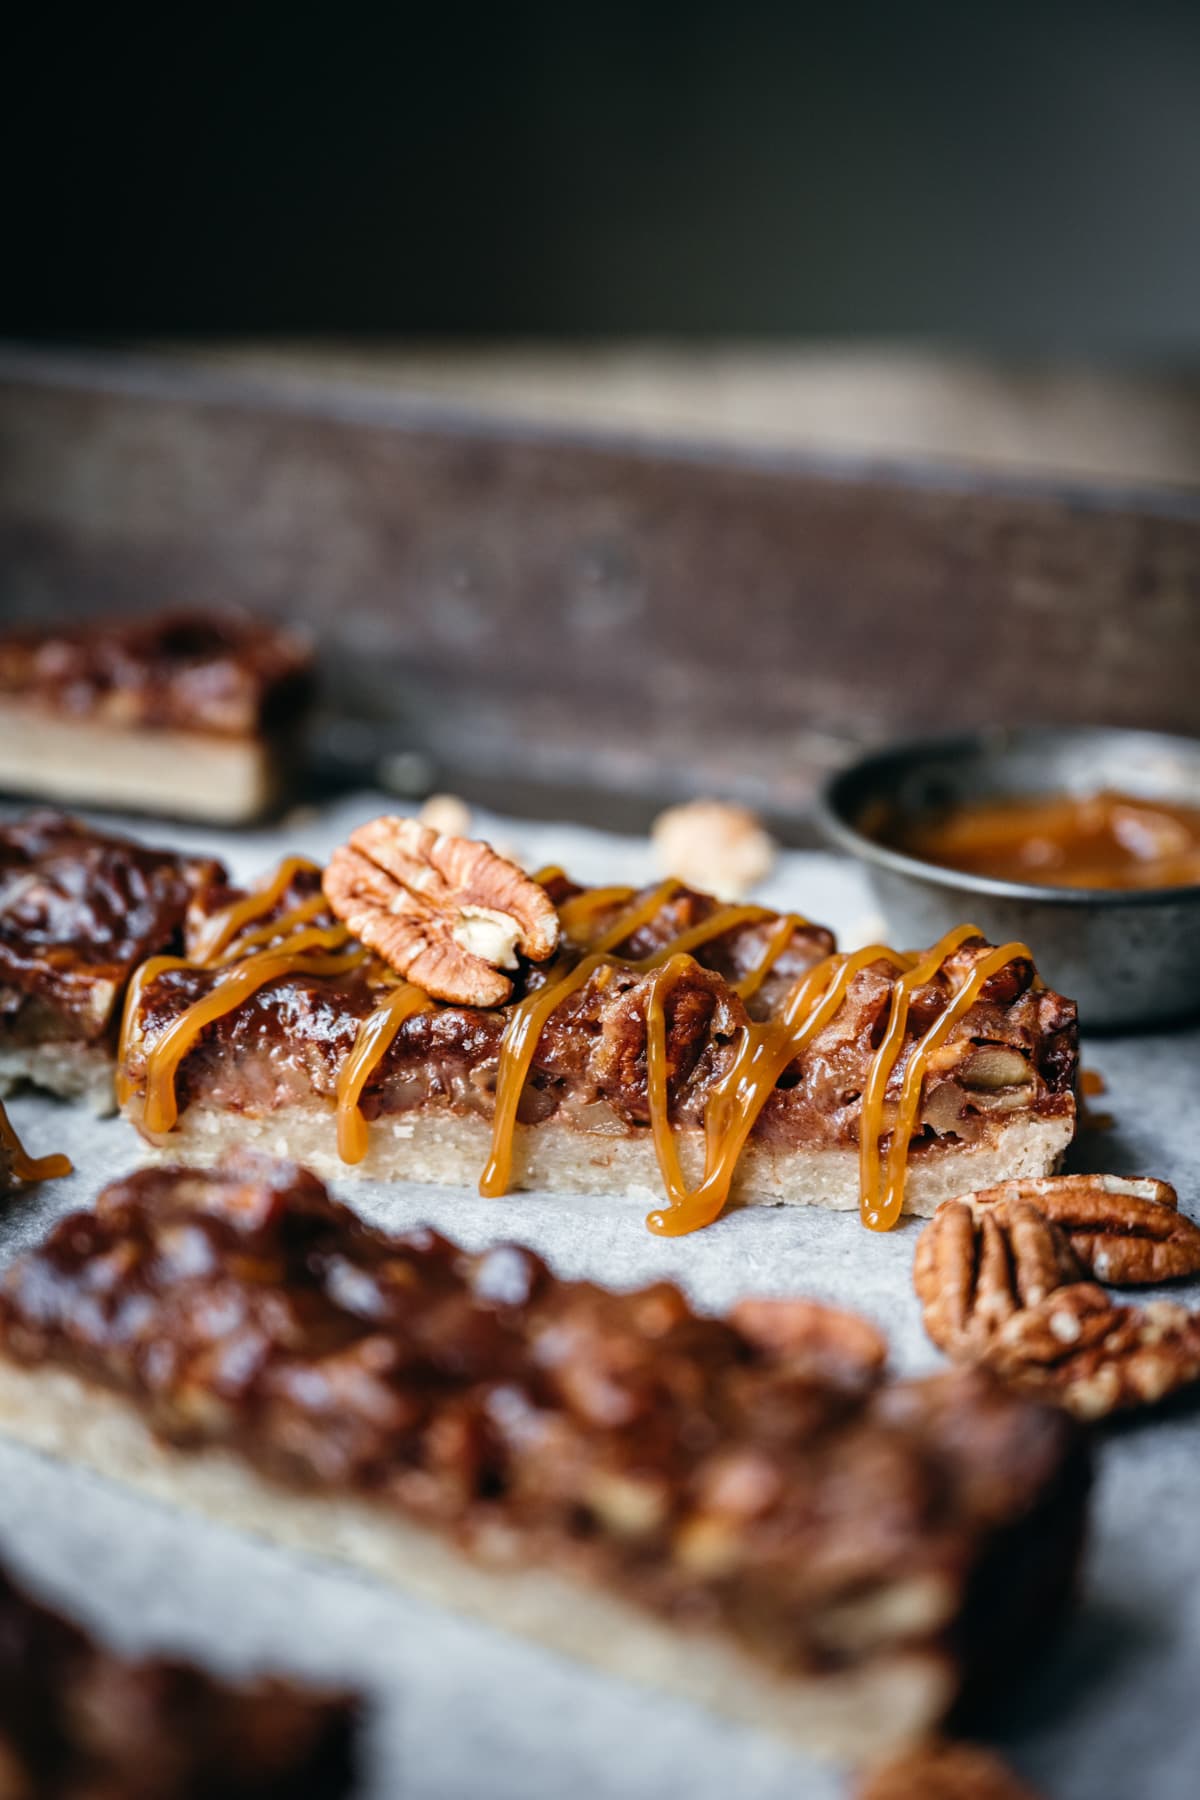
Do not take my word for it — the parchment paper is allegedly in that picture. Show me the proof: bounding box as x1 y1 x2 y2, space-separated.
1 795 1196 1800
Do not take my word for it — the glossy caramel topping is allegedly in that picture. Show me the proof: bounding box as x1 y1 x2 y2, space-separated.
0 1096 71 1184
896 789 1200 890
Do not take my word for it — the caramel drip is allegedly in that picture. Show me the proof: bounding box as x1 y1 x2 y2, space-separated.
856 924 982 1228
336 982 432 1164
643 945 913 1238
217 890 330 960
189 856 323 963
482 900 816 1201
588 880 682 953
480 954 606 1196
141 929 362 1134
734 913 808 999
116 953 193 1108
870 940 1031 1232
0 1097 72 1183
556 886 637 940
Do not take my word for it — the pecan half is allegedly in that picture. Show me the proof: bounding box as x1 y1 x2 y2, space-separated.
958 1174 1200 1286
913 1195 1086 1360
323 818 560 1005
857 1739 1042 1800
983 1285 1200 1420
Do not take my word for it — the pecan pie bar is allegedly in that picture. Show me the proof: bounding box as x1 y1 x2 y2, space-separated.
0 1155 1090 1763
0 609 313 822
118 821 1078 1232
0 810 223 1109
0 1557 357 1797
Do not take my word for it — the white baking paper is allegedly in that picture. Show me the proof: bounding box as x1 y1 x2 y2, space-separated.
0 796 1196 1799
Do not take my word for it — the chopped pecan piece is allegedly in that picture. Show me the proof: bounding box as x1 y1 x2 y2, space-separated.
857 1739 1042 1800
323 817 560 1005
914 1195 1086 1360
960 1173 1200 1285
983 1285 1200 1420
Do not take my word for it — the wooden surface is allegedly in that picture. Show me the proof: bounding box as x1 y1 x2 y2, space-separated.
2 345 1198 828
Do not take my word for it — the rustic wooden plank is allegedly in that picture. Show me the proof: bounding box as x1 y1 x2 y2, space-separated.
2 348 1197 824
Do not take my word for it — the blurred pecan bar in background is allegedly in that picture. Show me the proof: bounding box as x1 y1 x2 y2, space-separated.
0 1153 1091 1763
0 610 313 822
0 1556 357 1798
0 811 223 1108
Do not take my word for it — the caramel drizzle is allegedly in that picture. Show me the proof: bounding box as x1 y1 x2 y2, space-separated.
0 1096 72 1184
480 898 817 1203
336 981 432 1164
124 857 366 1134
128 855 1027 1237
188 856 324 963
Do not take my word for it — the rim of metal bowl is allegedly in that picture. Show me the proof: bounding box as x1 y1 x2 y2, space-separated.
815 727 1200 908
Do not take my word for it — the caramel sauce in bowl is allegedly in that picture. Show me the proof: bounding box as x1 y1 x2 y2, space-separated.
817 728 1200 1030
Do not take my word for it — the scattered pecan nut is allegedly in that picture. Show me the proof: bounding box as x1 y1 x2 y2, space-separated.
856 1739 1042 1800
650 798 777 898
913 1195 1086 1360
959 1173 1200 1286
323 817 560 1005
982 1284 1200 1421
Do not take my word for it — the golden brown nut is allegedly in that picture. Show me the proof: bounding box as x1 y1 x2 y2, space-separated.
983 1284 1200 1421
650 798 777 898
959 1173 1200 1286
913 1196 1086 1360
323 817 560 1006
417 793 473 837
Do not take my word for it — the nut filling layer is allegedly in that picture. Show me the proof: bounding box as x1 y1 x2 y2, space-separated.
0 1155 1090 1693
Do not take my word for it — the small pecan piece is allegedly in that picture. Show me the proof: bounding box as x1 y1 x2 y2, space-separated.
323 818 560 1005
857 1739 1042 1800
983 1284 1200 1420
730 1295 888 1381
913 1196 1086 1360
958 1173 1200 1286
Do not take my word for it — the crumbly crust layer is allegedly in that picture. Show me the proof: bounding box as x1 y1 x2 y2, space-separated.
0 709 287 823
127 1096 1075 1216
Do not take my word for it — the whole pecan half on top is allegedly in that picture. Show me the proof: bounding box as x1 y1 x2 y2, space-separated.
913 1194 1086 1361
323 818 560 1006
963 1174 1200 1286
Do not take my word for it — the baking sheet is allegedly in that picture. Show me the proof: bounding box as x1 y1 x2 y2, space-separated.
1 794 1197 1800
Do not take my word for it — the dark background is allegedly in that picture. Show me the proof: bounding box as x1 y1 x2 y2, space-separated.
6 1 1200 351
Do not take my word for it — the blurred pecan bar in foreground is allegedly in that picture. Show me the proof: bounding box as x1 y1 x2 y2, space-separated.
0 1558 357 1798
0 1153 1091 1763
0 811 223 1108
0 610 313 821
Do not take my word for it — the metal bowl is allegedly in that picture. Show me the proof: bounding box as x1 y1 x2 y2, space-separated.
816 726 1200 1031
